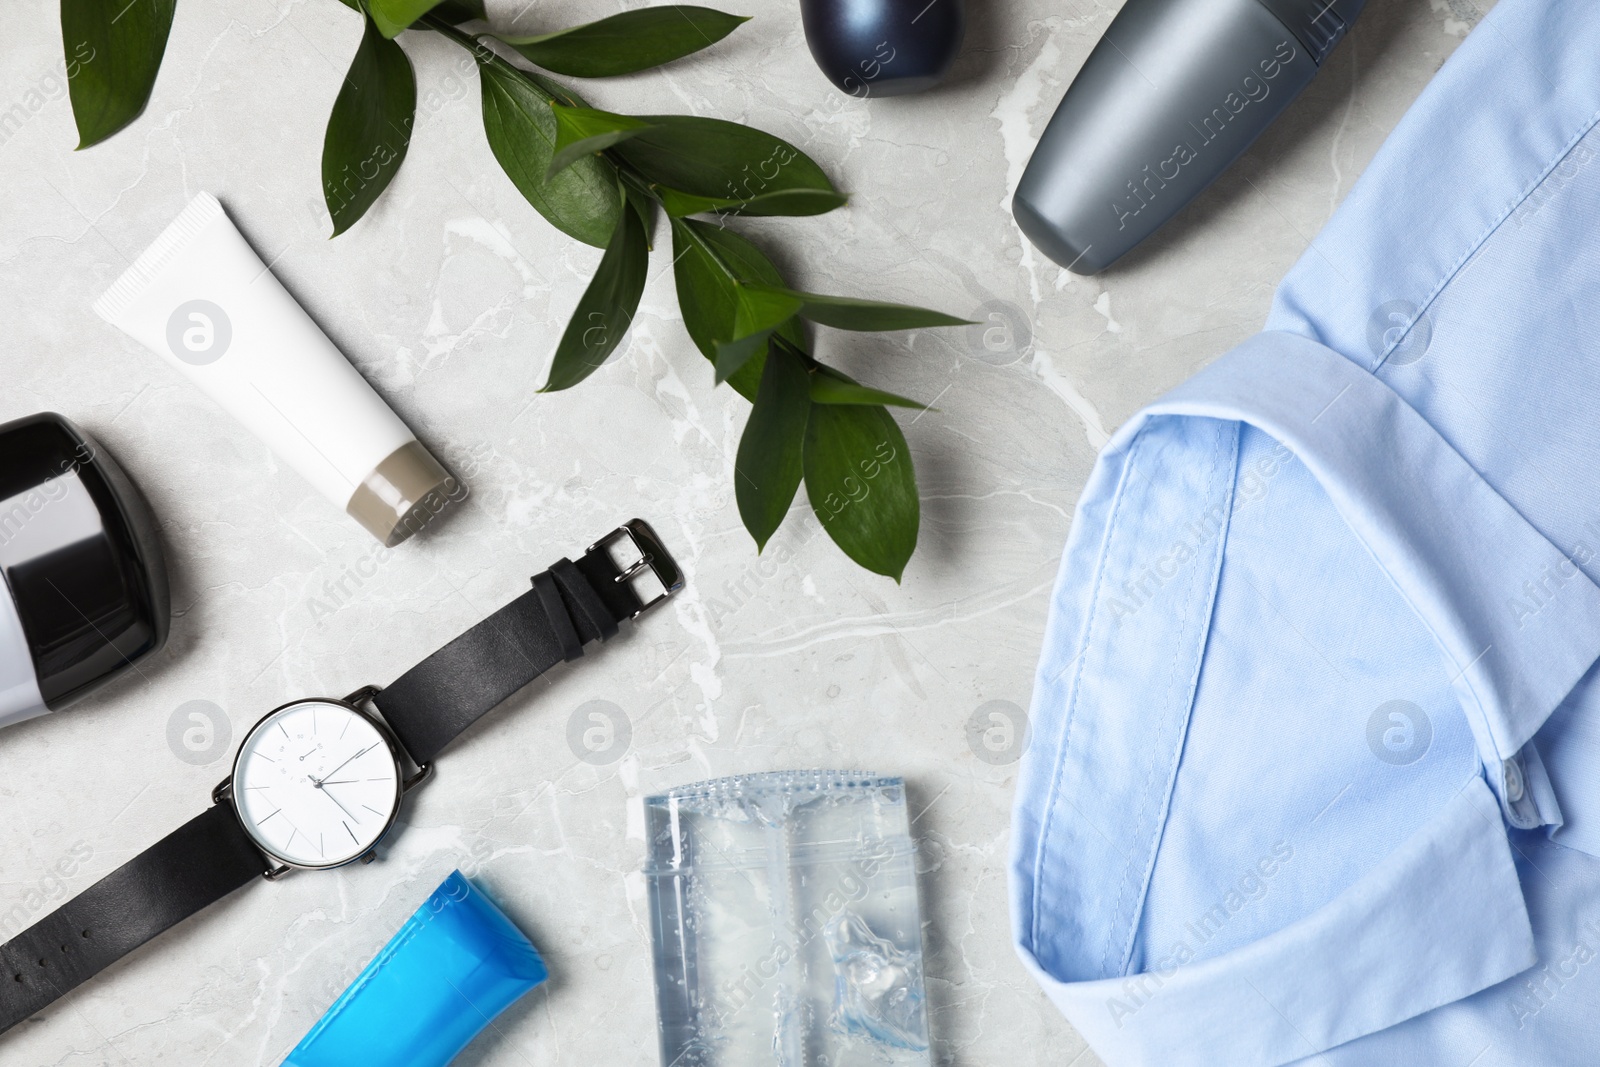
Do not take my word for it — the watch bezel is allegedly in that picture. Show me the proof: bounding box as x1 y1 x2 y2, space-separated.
227 694 407 872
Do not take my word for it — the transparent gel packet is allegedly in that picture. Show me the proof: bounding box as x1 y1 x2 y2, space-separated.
645 771 931 1066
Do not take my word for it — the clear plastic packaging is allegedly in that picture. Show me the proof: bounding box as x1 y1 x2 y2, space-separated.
644 771 931 1066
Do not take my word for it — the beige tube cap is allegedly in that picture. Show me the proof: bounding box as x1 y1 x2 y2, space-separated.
346 440 460 547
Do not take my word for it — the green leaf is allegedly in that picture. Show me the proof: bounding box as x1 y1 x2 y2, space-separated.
735 343 811 550
372 0 482 21
655 185 847 219
541 197 650 392
712 332 772 385
671 220 765 400
808 366 927 409
368 0 450 37
322 9 417 237
626 183 657 251
432 0 486 22
522 68 587 109
669 218 805 401
749 284 972 331
804 404 919 581
62 0 177 149
548 106 655 180
499 7 749 78
714 287 802 383
611 115 837 204
477 55 622 248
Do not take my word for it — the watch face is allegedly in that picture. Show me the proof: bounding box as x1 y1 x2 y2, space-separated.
231 700 402 869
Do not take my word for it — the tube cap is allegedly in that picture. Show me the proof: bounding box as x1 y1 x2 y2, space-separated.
285 871 548 1067
346 440 460 547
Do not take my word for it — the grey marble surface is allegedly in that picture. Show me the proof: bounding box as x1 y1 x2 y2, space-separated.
0 0 1484 1063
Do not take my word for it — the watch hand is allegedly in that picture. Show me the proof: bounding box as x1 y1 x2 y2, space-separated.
300 746 329 783
319 743 378 784
317 784 359 823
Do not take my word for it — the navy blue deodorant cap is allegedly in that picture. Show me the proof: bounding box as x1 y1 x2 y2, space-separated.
801 0 966 97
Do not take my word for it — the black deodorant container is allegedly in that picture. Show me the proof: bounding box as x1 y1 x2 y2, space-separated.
0 413 169 729
1014 0 1367 273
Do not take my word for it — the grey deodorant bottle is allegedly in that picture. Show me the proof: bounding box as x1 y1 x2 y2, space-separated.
1013 0 1367 274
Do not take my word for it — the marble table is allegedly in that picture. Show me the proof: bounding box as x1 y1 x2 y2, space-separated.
0 0 1487 1062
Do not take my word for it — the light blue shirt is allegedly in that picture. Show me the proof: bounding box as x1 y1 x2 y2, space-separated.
1011 2 1600 1064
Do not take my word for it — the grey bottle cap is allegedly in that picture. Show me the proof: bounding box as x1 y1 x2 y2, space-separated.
346 440 459 547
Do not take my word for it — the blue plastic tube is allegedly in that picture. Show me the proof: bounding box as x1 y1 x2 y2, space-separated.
285 871 548 1067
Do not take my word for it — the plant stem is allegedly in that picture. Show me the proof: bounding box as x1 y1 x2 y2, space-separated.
424 8 807 368
422 10 752 295
772 333 819 369
419 12 482 52
670 215 751 289
616 166 655 201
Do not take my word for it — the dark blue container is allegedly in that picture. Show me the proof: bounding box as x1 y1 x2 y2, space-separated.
801 0 966 97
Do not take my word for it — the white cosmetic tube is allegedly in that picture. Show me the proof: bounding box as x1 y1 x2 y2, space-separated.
94 193 457 546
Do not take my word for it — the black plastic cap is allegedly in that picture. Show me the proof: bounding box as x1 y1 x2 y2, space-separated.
0 413 170 710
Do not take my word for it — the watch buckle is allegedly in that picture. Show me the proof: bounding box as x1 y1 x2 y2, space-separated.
587 518 683 619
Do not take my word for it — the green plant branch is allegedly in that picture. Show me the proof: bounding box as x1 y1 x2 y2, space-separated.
771 333 816 366
419 11 483 51
615 165 657 204
61 0 955 579
427 19 772 344
391 3 939 578
356 4 940 579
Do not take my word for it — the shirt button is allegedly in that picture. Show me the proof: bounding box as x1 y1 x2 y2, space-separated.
1504 758 1526 803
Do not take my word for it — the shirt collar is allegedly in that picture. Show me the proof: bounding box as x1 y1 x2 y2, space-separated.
1016 774 1534 1067
1010 329 1600 1064
1159 331 1600 785
1012 3 1600 1061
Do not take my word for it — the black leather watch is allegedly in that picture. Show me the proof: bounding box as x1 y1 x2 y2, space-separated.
0 519 680 1036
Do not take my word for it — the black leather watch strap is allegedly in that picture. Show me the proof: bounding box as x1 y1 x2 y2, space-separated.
0 803 269 1034
372 523 677 766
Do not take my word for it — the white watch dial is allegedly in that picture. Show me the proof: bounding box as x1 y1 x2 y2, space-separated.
232 700 401 868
